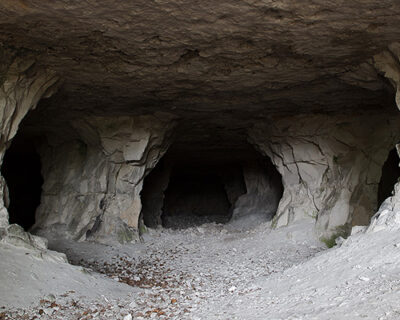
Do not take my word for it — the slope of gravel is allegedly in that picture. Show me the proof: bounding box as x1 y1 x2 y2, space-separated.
205 229 400 320
7 219 400 319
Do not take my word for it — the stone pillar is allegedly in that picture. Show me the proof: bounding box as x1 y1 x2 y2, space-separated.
249 114 400 239
35 114 176 243
367 43 400 232
0 56 58 240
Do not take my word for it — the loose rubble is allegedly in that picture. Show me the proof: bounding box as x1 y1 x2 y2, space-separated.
2 220 323 319
3 219 400 319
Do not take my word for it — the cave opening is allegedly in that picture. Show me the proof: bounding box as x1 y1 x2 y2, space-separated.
1 134 44 231
141 136 283 230
378 148 400 208
162 163 240 228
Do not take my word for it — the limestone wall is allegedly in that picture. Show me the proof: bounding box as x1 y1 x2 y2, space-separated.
34 114 176 243
249 114 400 239
141 161 171 228
232 160 282 221
0 55 58 243
366 44 400 233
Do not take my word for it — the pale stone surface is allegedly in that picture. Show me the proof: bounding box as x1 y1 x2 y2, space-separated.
249 114 400 239
34 115 176 243
232 161 282 221
366 44 400 233
374 43 400 109
1 5 400 244
0 55 58 246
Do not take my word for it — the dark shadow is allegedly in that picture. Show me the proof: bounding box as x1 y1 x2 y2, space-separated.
162 164 233 228
378 148 400 208
1 136 43 231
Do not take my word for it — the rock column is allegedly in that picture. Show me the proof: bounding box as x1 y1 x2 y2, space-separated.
35 114 176 243
0 55 58 241
249 114 400 239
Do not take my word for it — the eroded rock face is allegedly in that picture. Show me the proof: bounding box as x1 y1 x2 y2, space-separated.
232 160 282 221
0 54 58 246
365 44 400 233
1 3 400 244
250 113 400 239
0 1 399 116
34 115 176 243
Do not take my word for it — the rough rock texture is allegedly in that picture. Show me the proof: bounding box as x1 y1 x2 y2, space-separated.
0 1 399 118
141 162 172 228
374 43 400 109
219 165 247 215
232 160 282 221
34 115 176 243
1 2 400 242
367 189 400 233
0 54 58 247
366 43 400 233
249 113 400 238
140 157 282 229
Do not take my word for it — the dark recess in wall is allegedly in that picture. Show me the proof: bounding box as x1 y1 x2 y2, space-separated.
162 164 234 228
378 148 400 208
1 136 44 231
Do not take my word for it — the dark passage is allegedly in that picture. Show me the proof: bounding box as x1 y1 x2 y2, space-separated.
378 148 400 208
162 164 233 228
1 136 43 231
140 132 284 230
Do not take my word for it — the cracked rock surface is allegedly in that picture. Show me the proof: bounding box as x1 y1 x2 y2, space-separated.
0 1 399 120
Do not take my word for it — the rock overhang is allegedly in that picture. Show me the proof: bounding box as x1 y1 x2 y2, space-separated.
1 1 400 243
0 0 399 122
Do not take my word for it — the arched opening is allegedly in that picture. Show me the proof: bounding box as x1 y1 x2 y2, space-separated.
162 163 238 228
378 148 400 208
141 139 283 230
1 134 44 231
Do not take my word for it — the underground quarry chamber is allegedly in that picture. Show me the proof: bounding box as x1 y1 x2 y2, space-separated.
1 97 400 245
4 4 400 318
1 39 400 246
140 140 284 229
1 110 285 238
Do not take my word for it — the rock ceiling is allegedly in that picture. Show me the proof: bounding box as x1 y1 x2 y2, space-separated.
1 0 400 148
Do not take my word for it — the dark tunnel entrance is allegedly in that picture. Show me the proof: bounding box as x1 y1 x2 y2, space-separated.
1 135 44 231
378 148 400 208
140 140 283 230
162 164 242 228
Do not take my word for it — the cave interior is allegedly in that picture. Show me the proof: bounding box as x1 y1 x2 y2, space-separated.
1 1 400 242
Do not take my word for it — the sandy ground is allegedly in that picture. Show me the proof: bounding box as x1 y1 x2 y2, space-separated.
1 218 400 319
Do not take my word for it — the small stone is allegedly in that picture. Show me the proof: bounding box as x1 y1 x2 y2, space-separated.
45 294 56 302
359 276 370 282
43 308 54 315
123 314 132 320
228 286 237 292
